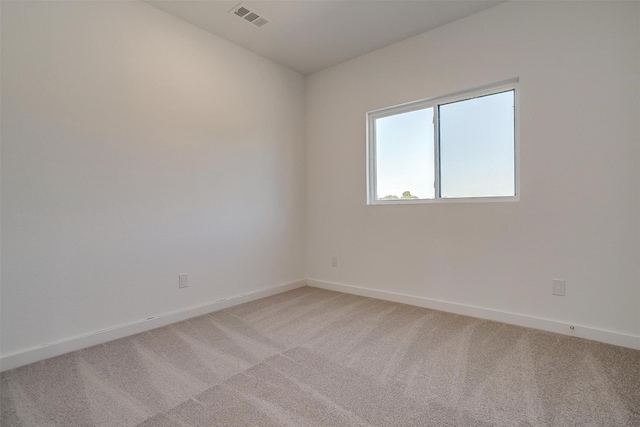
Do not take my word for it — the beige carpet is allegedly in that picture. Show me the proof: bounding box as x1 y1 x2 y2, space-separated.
1 286 639 426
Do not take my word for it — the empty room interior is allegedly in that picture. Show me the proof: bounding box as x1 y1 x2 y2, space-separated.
1 0 639 425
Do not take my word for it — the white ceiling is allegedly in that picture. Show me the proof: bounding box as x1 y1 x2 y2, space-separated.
145 1 504 75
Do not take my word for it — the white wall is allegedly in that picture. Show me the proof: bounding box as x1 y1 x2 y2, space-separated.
306 2 640 340
1 1 306 358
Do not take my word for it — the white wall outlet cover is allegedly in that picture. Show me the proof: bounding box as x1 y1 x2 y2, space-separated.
179 274 188 288
552 279 565 296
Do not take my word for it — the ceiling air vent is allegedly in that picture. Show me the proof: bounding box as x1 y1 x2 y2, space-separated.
230 4 269 28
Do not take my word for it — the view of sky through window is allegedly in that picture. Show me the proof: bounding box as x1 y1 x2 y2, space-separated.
375 108 434 199
439 90 515 198
373 89 514 201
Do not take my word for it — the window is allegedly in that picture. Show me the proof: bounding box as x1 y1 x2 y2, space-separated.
367 79 518 204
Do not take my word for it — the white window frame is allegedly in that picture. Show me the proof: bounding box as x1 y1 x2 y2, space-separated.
366 78 520 205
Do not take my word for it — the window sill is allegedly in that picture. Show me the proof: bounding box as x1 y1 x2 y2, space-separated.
367 195 520 205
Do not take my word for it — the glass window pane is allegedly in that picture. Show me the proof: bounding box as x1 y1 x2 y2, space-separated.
375 108 434 200
439 90 515 198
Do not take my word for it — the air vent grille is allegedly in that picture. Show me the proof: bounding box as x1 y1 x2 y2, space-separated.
252 17 268 28
229 4 269 28
234 7 250 18
244 12 259 22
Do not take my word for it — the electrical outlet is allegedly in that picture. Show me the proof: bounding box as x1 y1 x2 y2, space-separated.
552 279 565 296
331 256 338 267
179 274 188 288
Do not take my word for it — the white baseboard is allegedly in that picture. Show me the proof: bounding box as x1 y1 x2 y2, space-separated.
308 279 640 350
0 280 307 372
3 278 637 372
